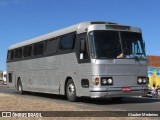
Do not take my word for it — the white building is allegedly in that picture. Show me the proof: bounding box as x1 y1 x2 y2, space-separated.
0 71 7 84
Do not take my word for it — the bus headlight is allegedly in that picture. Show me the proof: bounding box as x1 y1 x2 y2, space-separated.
108 78 113 84
137 77 147 84
143 78 146 84
101 77 113 86
138 78 142 84
102 78 107 84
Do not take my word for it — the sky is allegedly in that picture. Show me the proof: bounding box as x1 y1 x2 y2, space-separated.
0 0 160 70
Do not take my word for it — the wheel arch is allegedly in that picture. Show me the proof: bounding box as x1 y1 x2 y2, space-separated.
17 77 21 83
16 77 21 89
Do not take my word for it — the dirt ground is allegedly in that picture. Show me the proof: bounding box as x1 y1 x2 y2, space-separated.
0 86 156 120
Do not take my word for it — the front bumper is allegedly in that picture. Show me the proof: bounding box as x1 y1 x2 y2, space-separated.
90 86 148 98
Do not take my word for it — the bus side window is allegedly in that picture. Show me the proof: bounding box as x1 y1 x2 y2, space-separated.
59 33 75 50
76 33 90 63
7 51 11 61
15 48 22 59
33 42 44 56
80 38 86 59
45 38 59 55
8 50 15 61
23 45 32 57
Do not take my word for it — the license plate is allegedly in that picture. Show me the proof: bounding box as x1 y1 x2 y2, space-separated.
122 87 131 92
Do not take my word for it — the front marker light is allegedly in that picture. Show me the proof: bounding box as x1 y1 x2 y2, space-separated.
138 78 142 84
101 77 113 86
138 77 147 84
107 78 113 84
102 79 107 84
143 78 146 83
93 77 100 86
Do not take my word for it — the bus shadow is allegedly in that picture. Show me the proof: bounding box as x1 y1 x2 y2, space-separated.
80 96 160 105
15 91 160 105
17 91 67 101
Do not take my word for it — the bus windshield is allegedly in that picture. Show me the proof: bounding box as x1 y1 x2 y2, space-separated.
88 31 146 59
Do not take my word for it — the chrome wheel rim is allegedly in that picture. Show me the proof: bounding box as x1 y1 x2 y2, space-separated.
18 84 22 92
68 84 75 96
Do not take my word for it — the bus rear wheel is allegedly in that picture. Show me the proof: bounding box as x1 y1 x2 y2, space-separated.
66 79 79 102
17 79 24 94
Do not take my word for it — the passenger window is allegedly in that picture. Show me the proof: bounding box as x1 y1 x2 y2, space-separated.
45 38 59 55
8 50 15 60
24 45 32 57
15 49 19 58
59 33 75 49
15 48 22 59
33 42 44 56
7 51 11 60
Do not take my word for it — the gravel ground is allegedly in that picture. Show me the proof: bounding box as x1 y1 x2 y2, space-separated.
0 86 156 120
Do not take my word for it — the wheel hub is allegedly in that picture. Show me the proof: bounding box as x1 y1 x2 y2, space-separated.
18 84 22 91
68 84 75 96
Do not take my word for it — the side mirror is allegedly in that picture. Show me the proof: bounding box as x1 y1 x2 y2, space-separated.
80 39 85 52
80 39 86 60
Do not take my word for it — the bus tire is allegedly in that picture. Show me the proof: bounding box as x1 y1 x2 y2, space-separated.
66 79 79 102
17 79 24 94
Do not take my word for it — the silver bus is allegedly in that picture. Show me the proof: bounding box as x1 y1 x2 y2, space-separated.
7 21 148 102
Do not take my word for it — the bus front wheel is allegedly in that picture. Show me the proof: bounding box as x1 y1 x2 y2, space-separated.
66 79 79 102
17 79 24 94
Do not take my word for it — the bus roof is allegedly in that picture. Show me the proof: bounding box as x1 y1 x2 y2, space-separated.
8 21 139 50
